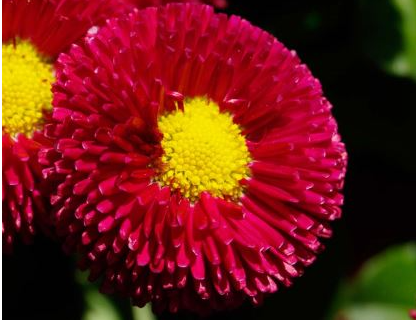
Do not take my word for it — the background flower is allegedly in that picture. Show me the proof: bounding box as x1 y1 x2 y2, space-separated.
42 3 346 314
2 0 127 251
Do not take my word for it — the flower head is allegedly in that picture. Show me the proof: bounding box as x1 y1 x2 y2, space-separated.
2 0 127 251
43 4 347 313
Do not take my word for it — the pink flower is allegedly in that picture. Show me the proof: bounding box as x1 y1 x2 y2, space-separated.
42 4 347 313
2 0 128 251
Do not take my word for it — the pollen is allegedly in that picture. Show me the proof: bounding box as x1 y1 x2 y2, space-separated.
157 97 251 202
2 39 55 138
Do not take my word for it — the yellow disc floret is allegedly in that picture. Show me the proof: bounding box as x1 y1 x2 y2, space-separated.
157 97 251 202
2 39 54 138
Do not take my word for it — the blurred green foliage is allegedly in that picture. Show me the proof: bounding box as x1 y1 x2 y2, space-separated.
82 289 156 320
329 243 416 320
82 289 123 320
77 269 156 320
360 0 416 81
132 305 157 320
76 270 138 320
336 304 412 320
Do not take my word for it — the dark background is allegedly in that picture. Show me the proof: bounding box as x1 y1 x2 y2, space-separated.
3 0 416 319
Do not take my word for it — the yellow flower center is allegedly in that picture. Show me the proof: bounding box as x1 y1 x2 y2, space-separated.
157 97 251 202
2 39 54 138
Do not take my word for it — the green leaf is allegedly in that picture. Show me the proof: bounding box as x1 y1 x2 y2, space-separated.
350 243 416 307
132 304 157 320
82 289 123 320
337 303 412 320
386 0 416 79
76 270 133 320
360 0 416 80
328 243 416 320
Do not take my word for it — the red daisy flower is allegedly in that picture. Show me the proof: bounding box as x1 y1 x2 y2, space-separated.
2 0 127 252
42 4 347 313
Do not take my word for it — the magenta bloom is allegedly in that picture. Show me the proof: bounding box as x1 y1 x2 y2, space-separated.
2 0 128 251
42 4 347 313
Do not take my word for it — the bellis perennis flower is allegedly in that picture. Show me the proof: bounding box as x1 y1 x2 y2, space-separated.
41 3 347 314
1 0 130 251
